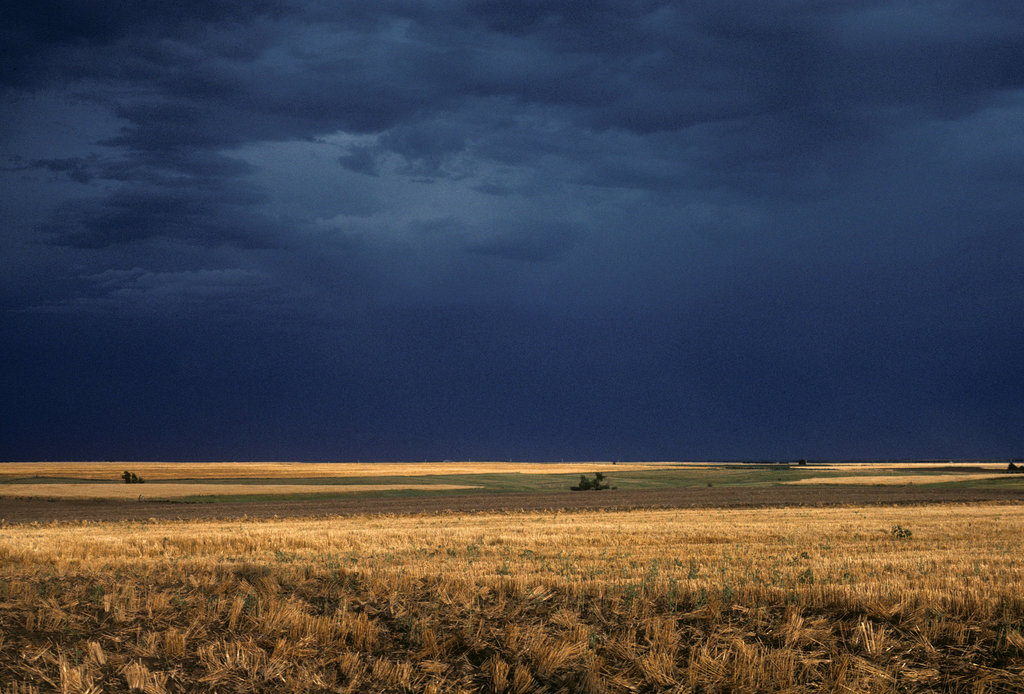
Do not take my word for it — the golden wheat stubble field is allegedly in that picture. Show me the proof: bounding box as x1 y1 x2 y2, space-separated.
2 504 1023 692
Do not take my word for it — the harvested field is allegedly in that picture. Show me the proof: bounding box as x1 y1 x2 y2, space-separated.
785 474 1009 485
811 462 1008 470
0 482 479 500
1 504 1022 692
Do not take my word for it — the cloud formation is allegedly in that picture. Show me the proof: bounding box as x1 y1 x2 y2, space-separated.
3 2 1023 460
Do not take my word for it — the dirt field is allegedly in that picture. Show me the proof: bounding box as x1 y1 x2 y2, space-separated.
2 484 1020 524
0 482 479 500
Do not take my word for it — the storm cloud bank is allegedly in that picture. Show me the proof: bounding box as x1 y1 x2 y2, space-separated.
3 2 1023 460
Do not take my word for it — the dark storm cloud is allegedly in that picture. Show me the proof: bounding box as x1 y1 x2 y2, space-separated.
29 145 272 249
338 147 380 177
32 150 257 189
40 187 278 249
31 156 99 183
0 0 284 89
14 2 1024 198
465 221 580 263
3 1 1024 460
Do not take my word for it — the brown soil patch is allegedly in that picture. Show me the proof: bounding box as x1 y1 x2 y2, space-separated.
0 482 479 500
1 485 1020 524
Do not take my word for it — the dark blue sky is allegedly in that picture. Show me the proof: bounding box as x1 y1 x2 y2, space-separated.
3 1 1023 461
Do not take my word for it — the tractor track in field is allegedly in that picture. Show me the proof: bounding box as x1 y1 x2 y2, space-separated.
1 485 1021 524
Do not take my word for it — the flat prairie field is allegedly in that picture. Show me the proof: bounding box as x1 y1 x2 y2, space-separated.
2 504 1023 692
3 461 1023 509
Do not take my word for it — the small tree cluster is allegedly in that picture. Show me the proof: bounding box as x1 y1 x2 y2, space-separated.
1008 462 1024 474
121 470 145 484
571 472 613 491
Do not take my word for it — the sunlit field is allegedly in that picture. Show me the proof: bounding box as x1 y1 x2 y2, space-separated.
812 462 1010 470
2 504 1022 692
0 461 688 481
785 474 1009 485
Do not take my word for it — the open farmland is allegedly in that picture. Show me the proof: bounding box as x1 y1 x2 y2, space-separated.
2 461 1022 507
2 504 1023 692
0 462 697 505
2 460 1023 525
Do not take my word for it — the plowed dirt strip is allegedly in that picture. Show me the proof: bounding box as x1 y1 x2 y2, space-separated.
1 486 1021 524
0 482 479 499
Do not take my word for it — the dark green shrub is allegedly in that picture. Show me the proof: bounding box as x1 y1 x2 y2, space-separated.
570 472 612 491
121 470 145 484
